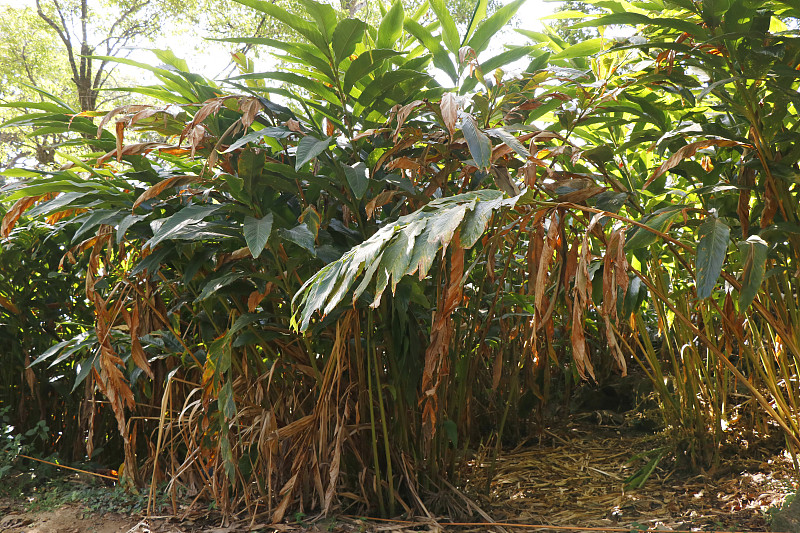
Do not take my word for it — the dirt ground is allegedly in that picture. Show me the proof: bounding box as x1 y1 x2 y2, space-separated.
1 419 797 533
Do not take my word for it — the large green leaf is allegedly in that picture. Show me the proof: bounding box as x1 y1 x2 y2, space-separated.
297 0 339 44
430 0 460 54
344 163 369 200
550 38 605 60
295 135 332 170
624 208 684 251
404 18 458 83
466 0 526 55
462 0 488 46
461 115 492 170
233 0 328 52
244 213 274 259
377 0 405 50
332 18 367 65
145 204 221 250
695 217 730 299
738 235 768 310
230 71 340 105
278 223 317 255
343 49 404 92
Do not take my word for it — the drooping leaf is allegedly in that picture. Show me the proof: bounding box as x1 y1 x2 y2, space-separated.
486 128 530 159
292 190 513 331
145 204 221 250
696 217 730 299
244 213 274 259
738 235 768 310
196 272 247 302
295 135 332 170
278 223 317 255
223 126 295 153
344 163 369 200
461 114 491 170
624 208 684 251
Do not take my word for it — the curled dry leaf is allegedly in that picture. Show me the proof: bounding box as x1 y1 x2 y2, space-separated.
238 96 263 130
393 99 425 142
365 190 397 219
132 174 199 210
97 142 174 165
96 104 151 138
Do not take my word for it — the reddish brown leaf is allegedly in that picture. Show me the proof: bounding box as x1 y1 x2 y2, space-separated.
365 190 396 219
2 195 41 238
385 156 421 170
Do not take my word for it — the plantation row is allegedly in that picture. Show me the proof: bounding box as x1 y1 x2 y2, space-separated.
1 0 799 520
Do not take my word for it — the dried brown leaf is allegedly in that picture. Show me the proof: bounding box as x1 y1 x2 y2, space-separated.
132 175 198 210
645 139 749 189
440 93 457 137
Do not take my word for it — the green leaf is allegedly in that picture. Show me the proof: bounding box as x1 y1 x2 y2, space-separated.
467 0 526 55
354 69 432 116
461 115 491 170
377 0 405 50
404 18 458 83
244 213 274 259
218 381 237 419
297 0 339 44
430 0 460 54
344 163 369 200
738 235 768 310
145 204 221 250
278 224 317 255
462 0 488 46
223 127 295 153
295 135 332 170
624 208 683 251
343 49 404 92
695 217 730 299
232 0 329 52
442 419 458 447
332 18 367 65
230 71 340 105
550 38 605 60
486 128 530 159
292 191 514 331
196 272 245 302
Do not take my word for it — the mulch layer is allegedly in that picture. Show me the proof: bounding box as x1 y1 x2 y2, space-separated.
458 419 799 532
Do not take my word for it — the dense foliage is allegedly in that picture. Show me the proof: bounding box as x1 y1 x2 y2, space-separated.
1 0 800 522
